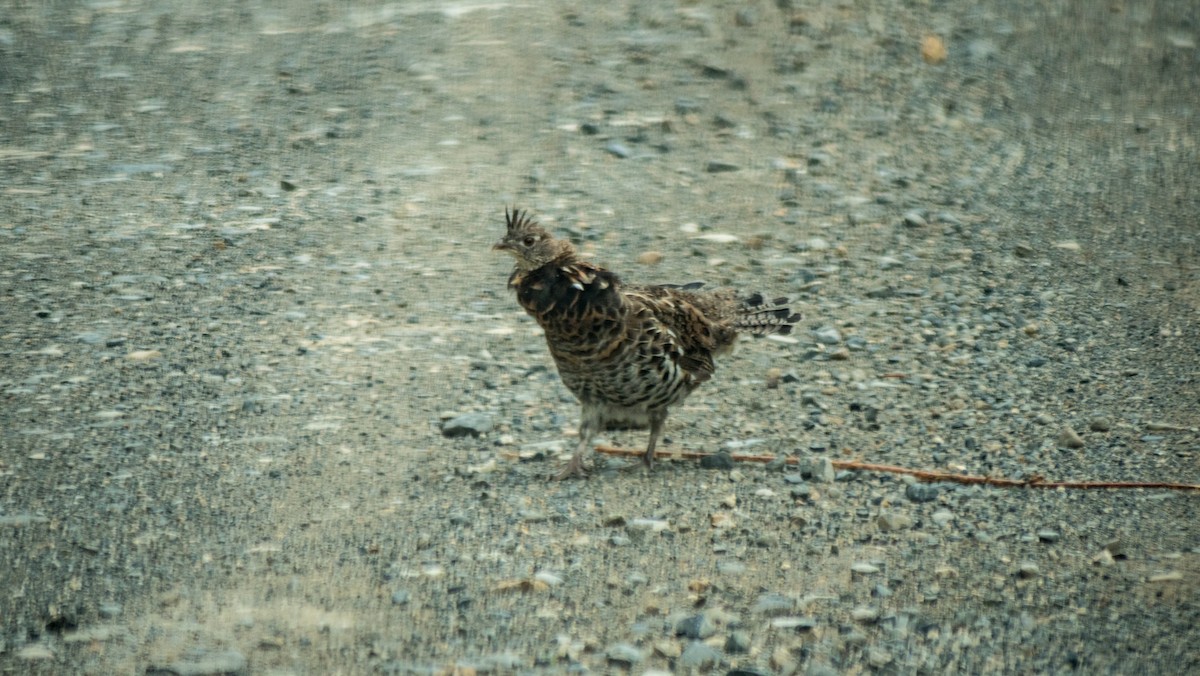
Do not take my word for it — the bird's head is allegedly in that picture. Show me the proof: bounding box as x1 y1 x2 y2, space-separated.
493 207 574 271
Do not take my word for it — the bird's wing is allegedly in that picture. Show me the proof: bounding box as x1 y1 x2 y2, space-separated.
623 285 737 383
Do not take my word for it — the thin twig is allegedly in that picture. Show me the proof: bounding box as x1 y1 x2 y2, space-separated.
593 444 1200 491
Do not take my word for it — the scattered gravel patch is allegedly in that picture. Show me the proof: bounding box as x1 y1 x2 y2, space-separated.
0 1 1196 674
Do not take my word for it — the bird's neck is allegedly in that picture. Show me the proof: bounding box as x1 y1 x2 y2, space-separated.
511 258 622 323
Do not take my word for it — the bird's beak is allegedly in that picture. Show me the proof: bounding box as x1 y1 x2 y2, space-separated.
492 240 511 252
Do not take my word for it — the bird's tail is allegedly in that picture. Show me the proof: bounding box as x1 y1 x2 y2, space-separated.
735 293 802 335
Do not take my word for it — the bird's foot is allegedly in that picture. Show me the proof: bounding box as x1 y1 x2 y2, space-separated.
606 450 656 473
554 454 590 480
642 449 657 470
614 458 651 473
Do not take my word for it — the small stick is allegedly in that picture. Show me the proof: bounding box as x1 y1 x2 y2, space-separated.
593 444 1200 491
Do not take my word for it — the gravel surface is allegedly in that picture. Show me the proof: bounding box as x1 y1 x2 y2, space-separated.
1 1 1197 674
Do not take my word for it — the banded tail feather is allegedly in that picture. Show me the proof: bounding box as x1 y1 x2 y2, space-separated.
735 292 802 335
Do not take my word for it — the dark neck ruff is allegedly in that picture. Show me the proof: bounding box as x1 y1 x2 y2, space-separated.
510 260 622 327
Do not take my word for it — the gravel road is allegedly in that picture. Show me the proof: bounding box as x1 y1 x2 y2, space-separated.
1 1 1197 673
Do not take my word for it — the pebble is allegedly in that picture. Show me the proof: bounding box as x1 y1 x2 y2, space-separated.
16 644 54 660
679 641 722 669
966 38 1000 61
520 509 548 523
1146 421 1189 432
877 511 913 531
905 484 940 503
752 592 794 615
921 35 948 64
98 602 123 618
694 233 740 244
726 629 752 653
798 456 835 483
851 562 881 574
765 367 783 389
0 514 49 527
851 607 880 623
534 571 563 587
931 509 955 527
813 326 842 345
521 439 566 455
842 629 869 646
876 256 903 271
653 640 681 658
764 454 789 471
156 650 247 676
1037 530 1061 543
606 643 643 666
636 251 663 265
1017 562 1041 578
770 647 797 673
676 613 718 639
801 237 830 252
700 452 735 470
867 647 894 667
717 560 747 575
63 626 125 644
1056 426 1085 449
807 151 833 169
706 160 740 173
441 412 493 437
391 590 411 605
722 438 767 450
1089 416 1112 432
76 331 107 344
605 141 631 158
770 616 817 630
627 518 670 533
902 210 927 227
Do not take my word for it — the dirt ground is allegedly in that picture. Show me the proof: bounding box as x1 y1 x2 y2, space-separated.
1 1 1197 674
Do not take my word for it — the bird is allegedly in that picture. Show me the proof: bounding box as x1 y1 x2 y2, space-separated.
494 207 801 479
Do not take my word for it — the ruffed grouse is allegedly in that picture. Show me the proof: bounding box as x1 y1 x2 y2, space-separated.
494 208 801 479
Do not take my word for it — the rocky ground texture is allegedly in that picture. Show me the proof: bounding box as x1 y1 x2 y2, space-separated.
1 1 1197 674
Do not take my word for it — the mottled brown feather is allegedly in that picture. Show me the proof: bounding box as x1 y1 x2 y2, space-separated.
494 207 800 478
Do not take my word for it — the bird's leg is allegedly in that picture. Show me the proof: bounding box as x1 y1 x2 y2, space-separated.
642 410 668 469
557 407 599 480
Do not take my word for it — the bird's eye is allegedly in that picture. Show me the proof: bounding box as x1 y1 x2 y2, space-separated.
522 236 537 247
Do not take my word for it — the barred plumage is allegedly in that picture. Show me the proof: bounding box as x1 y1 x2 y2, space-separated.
494 207 801 479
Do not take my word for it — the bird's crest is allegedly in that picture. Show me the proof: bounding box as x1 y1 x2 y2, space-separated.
506 207 538 233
